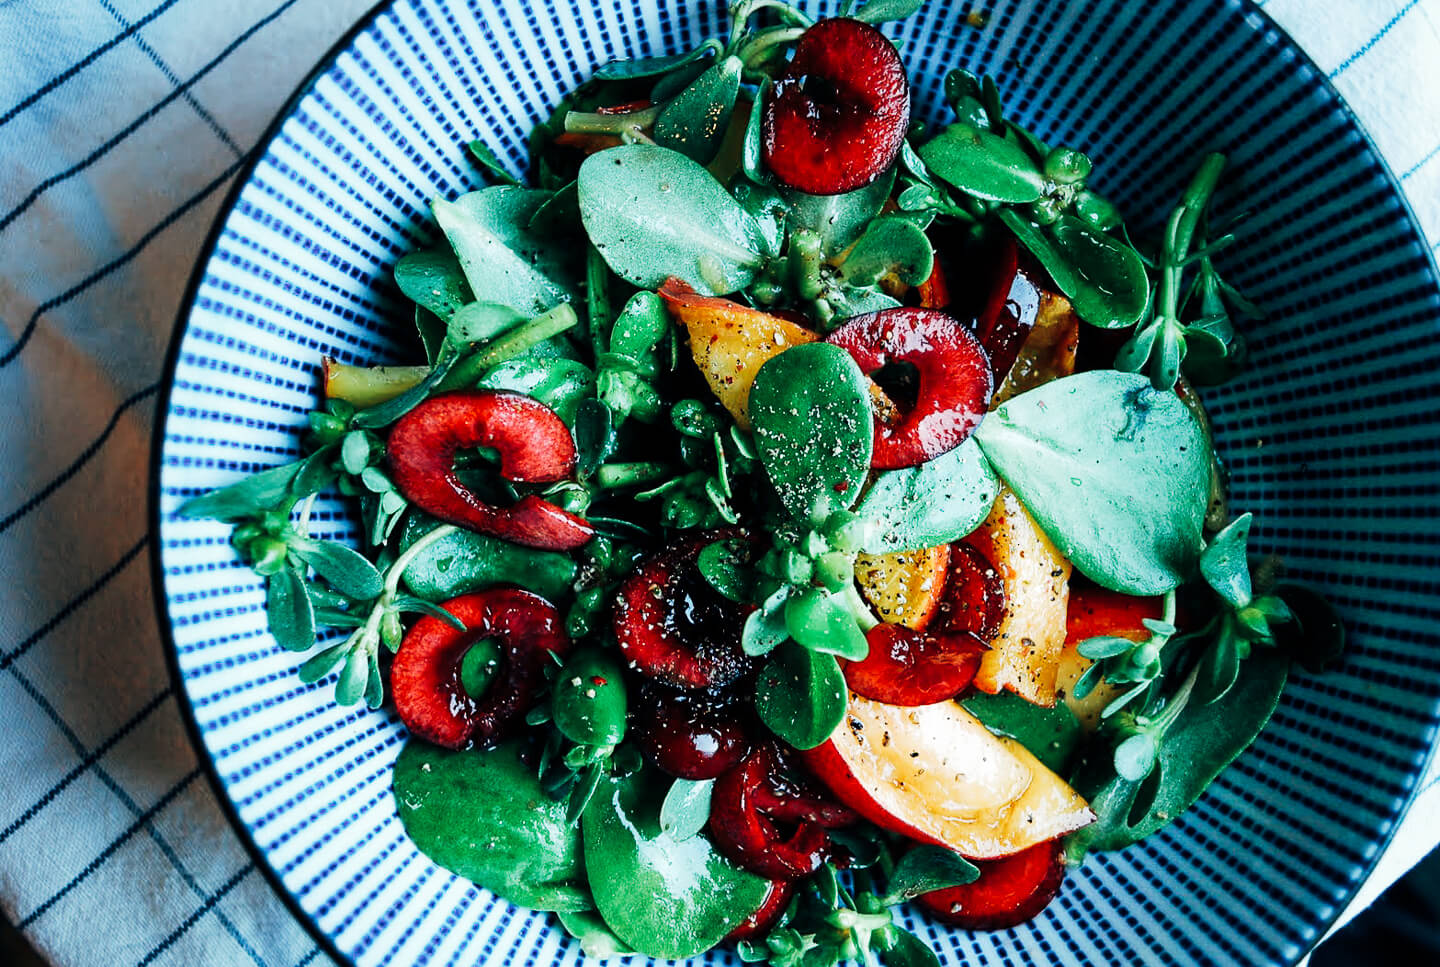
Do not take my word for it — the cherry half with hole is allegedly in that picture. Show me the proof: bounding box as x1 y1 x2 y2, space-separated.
827 308 993 469
707 745 853 880
613 532 756 689
634 681 754 779
390 588 571 750
916 839 1066 930
842 622 986 706
387 390 593 551
931 540 1007 640
761 18 910 195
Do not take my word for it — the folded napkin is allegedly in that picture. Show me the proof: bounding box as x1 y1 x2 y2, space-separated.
0 1 1435 965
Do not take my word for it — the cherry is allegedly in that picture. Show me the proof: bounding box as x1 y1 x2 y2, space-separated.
761 18 910 194
842 622 986 706
916 839 1066 930
390 589 570 750
931 540 1007 640
727 879 796 941
827 308 993 469
613 532 757 689
387 390 593 551
634 682 753 780
708 745 848 880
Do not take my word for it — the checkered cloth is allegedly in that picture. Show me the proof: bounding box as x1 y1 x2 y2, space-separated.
0 1 1436 965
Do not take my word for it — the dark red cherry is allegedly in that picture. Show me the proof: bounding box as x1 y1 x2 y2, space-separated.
634 682 753 780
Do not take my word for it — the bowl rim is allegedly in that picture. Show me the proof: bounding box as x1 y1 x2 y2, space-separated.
147 1 1440 965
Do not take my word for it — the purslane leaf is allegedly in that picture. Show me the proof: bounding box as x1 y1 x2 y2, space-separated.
919 123 1045 203
974 371 1209 595
654 56 742 164
755 641 847 750
854 438 999 555
658 777 715 841
578 144 768 296
881 845 981 903
266 566 316 653
178 461 300 522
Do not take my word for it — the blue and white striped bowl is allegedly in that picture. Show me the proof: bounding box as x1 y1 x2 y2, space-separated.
151 1 1440 964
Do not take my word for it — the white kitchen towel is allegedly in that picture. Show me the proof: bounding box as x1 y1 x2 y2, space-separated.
0 1 1436 965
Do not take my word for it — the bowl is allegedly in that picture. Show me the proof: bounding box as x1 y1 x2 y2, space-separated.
151 0 1440 964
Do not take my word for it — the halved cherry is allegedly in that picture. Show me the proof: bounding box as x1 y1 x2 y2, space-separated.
842 623 986 706
613 532 756 689
387 390 593 551
634 681 754 779
761 18 910 194
390 588 570 750
827 308 992 469
708 745 849 880
931 540 1007 640
727 879 796 941
916 839 1066 930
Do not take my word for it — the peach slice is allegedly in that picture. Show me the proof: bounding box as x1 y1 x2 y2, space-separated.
854 544 951 630
802 693 1094 859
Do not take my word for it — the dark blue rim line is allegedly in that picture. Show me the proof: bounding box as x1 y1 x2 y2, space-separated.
145 1 1440 965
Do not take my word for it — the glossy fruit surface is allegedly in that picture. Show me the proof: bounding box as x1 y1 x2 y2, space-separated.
827 308 992 469
917 839 1065 930
390 589 570 749
761 18 910 194
802 693 1094 859
614 533 756 688
635 681 753 779
931 540 1007 639
842 622 985 706
854 544 950 630
388 390 593 550
708 745 845 879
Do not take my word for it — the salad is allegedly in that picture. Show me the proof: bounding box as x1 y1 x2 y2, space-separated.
180 0 1345 963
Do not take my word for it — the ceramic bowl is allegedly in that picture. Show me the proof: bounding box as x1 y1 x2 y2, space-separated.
152 1 1440 964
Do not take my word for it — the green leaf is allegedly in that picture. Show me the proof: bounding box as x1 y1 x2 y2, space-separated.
334 644 370 705
575 397 616 479
999 210 1150 329
399 514 576 602
578 144 767 295
750 343 873 522
960 691 1082 774
854 438 999 554
1066 647 1289 858
1076 635 1139 660
340 430 372 475
432 188 578 316
784 588 869 660
290 444 338 499
881 845 980 903
782 166 897 255
466 139 521 185
582 771 768 958
839 216 935 287
288 536 384 600
555 909 635 960
655 56 742 164
1200 512 1254 609
447 301 526 346
178 461 300 522
391 594 467 630
394 250 474 321
880 927 941 967
855 0 925 24
592 42 717 81
415 306 448 365
394 739 592 911
1113 732 1159 781
698 538 750 602
659 777 715 841
477 357 596 426
918 123 1045 203
297 641 350 683
608 292 670 370
974 371 1209 594
755 640 848 750
265 567 315 653
743 587 792 657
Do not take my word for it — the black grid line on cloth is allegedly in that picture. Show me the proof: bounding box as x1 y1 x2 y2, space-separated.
0 383 160 535
134 862 256 967
0 0 300 235
0 0 184 129
0 154 247 367
0 687 172 846
0 535 150 672
98 0 244 156
7 659 267 967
